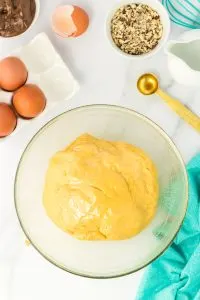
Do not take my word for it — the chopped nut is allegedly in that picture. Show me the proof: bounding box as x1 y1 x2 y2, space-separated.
111 4 163 55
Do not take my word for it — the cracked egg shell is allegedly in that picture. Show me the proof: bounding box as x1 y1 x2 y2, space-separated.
52 5 89 38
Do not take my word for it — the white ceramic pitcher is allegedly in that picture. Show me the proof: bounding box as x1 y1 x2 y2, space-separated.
165 30 200 87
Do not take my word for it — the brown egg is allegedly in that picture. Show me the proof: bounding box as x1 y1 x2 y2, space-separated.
13 84 46 119
52 5 89 38
0 57 28 91
0 103 17 137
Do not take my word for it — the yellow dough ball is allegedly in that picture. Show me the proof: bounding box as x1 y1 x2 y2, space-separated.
43 134 159 241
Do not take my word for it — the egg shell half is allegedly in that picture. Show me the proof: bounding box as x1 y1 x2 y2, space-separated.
52 5 89 38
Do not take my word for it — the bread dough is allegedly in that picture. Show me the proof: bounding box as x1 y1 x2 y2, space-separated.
43 134 159 240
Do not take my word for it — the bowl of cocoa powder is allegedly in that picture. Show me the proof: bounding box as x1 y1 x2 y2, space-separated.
0 0 40 38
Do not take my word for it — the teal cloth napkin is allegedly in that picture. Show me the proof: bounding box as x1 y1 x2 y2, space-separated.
136 154 200 300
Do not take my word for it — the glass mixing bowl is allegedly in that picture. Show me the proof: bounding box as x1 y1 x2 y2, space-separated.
14 105 188 278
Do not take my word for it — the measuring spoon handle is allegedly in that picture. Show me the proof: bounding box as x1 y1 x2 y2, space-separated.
156 88 200 133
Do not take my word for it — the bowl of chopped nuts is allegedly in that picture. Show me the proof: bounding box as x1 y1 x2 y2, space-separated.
106 0 170 59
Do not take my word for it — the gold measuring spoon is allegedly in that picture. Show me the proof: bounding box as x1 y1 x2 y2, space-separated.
137 73 200 133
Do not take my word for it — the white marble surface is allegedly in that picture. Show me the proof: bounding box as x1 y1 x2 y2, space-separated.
1 1 200 300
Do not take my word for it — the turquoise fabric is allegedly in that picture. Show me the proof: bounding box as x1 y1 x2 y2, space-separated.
136 154 200 300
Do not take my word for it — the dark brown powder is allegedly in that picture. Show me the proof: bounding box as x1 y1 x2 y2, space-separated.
0 0 36 37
